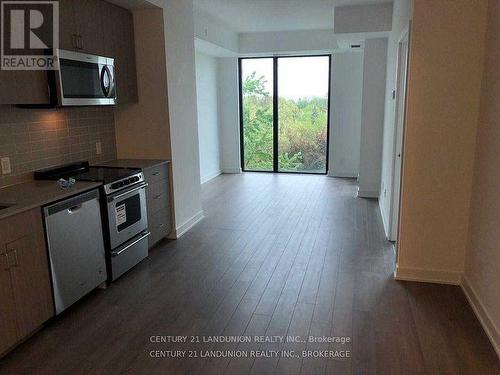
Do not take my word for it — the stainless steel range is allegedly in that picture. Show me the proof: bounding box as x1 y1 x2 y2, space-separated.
35 162 150 281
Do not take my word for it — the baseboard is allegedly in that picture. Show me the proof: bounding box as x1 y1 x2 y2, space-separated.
200 170 222 184
379 198 391 239
328 171 358 178
461 277 500 359
173 210 205 239
394 265 461 285
357 188 379 198
222 167 242 174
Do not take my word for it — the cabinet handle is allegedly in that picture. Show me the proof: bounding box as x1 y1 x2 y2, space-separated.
154 195 161 200
6 250 18 268
72 34 78 49
152 171 159 176
79 35 84 50
1 253 9 270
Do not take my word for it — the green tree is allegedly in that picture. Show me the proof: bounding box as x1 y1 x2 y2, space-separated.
242 72 328 172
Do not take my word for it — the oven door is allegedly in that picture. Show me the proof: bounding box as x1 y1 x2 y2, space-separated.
106 183 148 249
56 49 116 106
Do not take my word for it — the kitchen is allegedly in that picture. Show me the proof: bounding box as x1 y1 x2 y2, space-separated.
0 0 177 359
1 0 499 373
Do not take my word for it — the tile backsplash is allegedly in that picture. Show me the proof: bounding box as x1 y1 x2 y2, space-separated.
0 105 117 187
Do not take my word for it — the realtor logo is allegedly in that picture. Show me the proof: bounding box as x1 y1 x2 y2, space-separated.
1 1 58 70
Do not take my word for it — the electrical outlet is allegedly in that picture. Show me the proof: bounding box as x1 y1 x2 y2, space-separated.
96 142 102 155
1 157 11 175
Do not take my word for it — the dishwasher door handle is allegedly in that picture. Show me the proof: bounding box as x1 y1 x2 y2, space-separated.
67 204 82 214
44 189 100 217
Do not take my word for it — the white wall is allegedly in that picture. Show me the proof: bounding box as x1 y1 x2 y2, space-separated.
379 0 413 239
195 51 222 183
161 0 204 236
396 0 488 284
329 51 364 178
358 37 388 198
334 3 393 33
239 29 337 55
464 0 500 355
194 9 239 52
218 58 241 173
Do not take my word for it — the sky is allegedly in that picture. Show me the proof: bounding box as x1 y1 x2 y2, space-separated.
241 56 329 101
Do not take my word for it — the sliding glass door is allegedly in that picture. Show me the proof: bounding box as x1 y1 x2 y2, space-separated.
240 55 331 174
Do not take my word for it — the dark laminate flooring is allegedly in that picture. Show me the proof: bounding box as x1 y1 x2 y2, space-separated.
0 173 498 374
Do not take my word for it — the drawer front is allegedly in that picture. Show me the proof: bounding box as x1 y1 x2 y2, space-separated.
147 180 170 215
149 209 171 247
144 163 168 185
110 232 149 281
0 209 38 245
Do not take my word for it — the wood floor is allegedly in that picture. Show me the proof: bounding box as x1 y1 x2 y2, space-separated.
0 173 498 374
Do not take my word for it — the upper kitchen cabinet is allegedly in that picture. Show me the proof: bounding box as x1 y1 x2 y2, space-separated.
58 0 76 52
59 0 138 103
102 2 138 104
0 0 138 105
0 71 50 105
59 0 106 56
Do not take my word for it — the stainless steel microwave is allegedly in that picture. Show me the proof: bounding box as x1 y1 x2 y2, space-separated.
54 49 116 106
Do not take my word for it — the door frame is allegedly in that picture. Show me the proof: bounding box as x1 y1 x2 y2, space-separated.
388 27 411 243
238 54 332 175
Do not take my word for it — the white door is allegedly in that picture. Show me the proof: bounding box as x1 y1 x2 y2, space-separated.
389 29 410 242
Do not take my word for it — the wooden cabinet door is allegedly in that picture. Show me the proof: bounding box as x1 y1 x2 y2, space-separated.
59 0 78 51
6 210 54 339
0 246 18 355
0 71 50 105
74 0 106 56
103 2 138 103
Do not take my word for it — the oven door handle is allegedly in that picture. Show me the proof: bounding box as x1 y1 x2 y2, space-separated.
111 231 151 257
109 182 148 201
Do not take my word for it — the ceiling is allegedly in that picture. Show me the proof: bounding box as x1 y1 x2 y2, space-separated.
193 0 391 33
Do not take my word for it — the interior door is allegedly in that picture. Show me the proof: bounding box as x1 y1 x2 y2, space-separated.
389 30 410 242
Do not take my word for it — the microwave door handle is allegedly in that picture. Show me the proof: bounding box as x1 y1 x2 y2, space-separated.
100 65 111 97
108 66 115 98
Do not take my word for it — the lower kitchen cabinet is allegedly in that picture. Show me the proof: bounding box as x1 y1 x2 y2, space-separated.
0 248 18 356
143 162 172 248
0 209 54 356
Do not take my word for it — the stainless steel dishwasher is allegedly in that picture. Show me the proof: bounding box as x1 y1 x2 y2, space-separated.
44 189 107 314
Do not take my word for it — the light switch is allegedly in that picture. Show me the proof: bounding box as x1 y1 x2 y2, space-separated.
96 142 102 155
1 157 11 174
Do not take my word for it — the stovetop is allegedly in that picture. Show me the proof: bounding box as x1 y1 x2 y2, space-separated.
69 167 139 184
34 161 145 195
